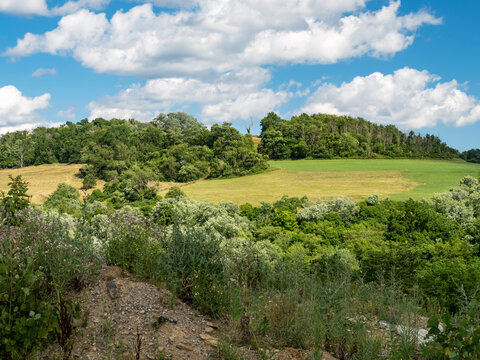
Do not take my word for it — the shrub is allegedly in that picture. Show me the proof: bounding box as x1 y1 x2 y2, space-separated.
165 186 185 199
423 300 480 359
102 207 163 279
15 209 98 293
272 210 298 231
161 225 229 316
82 173 97 190
0 175 30 226
0 240 56 359
43 183 82 216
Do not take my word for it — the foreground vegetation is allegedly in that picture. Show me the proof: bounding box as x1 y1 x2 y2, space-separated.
2 174 480 359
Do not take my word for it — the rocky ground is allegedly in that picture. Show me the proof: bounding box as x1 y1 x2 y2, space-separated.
41 265 339 360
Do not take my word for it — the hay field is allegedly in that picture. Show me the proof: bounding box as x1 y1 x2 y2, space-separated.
0 164 104 204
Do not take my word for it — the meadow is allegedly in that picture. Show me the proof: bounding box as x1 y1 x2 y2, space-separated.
0 164 104 204
160 159 480 204
1 159 479 205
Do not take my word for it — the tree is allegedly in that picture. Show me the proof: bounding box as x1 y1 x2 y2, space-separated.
0 175 31 226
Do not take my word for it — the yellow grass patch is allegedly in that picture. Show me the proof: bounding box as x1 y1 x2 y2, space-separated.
251 135 261 149
158 168 419 205
0 164 104 204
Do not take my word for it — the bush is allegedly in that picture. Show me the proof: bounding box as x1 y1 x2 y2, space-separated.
82 173 97 190
16 209 98 293
0 242 56 359
43 183 82 216
161 225 229 316
102 207 163 279
423 300 480 359
0 175 30 226
165 186 185 199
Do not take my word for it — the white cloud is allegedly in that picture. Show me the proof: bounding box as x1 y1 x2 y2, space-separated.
0 0 48 16
87 68 289 124
0 0 109 16
57 106 76 119
242 1 441 65
4 1 440 77
50 0 110 16
2 1 445 127
32 68 57 77
302 67 480 129
0 85 50 131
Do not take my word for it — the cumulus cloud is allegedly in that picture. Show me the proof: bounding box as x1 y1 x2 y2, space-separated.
50 0 110 16
87 68 290 124
0 0 109 16
4 1 440 77
32 68 57 77
0 0 48 16
302 67 480 129
2 1 444 126
0 85 50 131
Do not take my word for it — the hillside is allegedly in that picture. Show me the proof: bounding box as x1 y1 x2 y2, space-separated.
158 159 480 204
0 164 103 204
258 112 460 160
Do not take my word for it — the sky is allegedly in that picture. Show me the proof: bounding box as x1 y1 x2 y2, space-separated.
0 0 479 151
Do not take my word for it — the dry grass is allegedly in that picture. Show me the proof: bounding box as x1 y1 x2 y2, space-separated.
0 164 104 204
158 168 418 205
251 135 261 149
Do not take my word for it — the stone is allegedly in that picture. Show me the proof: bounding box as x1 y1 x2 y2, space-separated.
206 321 218 329
176 343 194 351
106 277 120 299
199 334 218 347
152 315 177 328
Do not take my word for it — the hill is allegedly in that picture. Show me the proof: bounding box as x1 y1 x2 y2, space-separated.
158 159 480 204
258 112 460 160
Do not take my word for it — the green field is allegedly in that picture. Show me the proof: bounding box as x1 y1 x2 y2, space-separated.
2 160 479 205
160 159 480 204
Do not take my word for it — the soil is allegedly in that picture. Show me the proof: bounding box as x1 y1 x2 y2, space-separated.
40 265 338 360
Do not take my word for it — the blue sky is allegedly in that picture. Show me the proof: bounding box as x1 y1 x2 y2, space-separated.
0 0 479 151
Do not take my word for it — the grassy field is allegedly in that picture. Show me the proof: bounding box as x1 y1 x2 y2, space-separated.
0 164 104 204
159 159 480 204
2 160 479 205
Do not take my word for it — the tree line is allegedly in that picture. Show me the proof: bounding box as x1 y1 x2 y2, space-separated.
258 112 461 160
0 113 267 187
1 111 477 188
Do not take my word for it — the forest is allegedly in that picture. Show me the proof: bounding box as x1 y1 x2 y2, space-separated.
258 112 461 160
0 112 267 187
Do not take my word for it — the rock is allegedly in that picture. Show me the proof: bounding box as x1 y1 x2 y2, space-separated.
199 333 218 347
380 320 443 346
206 321 218 329
152 315 177 328
106 277 120 299
205 326 214 333
176 343 194 351
379 320 389 329
322 352 339 360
